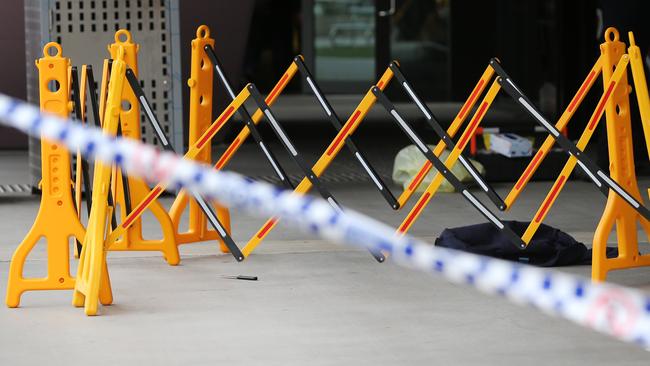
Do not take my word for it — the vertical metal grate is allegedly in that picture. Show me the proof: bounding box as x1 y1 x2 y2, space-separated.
25 0 182 187
50 0 174 145
24 0 49 187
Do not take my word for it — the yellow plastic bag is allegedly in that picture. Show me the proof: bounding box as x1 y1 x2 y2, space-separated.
392 145 486 193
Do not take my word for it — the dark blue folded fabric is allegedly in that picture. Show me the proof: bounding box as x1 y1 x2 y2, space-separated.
435 221 618 267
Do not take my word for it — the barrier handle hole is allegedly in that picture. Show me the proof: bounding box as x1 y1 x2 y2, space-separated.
197 25 210 39
115 29 131 43
44 42 62 57
47 80 61 93
121 100 132 112
200 58 210 70
605 27 619 42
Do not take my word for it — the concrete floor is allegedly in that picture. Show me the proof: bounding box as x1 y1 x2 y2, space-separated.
1 150 650 365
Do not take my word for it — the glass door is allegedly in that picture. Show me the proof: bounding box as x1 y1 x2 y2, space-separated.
304 0 378 93
380 0 452 100
302 0 451 98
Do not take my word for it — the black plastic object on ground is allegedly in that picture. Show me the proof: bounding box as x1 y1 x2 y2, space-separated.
435 221 617 267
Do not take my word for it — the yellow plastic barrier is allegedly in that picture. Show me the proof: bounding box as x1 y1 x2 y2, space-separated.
105 30 179 265
592 29 650 281
5 43 101 308
168 25 231 251
396 33 634 245
395 29 650 283
72 46 131 315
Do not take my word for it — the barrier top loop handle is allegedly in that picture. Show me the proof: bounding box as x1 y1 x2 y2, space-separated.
196 25 210 39
115 29 132 44
43 42 62 58
605 27 619 43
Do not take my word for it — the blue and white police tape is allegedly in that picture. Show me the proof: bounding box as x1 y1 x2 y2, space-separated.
0 93 648 348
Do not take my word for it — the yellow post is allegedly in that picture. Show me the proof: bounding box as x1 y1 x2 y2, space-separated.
168 25 231 251
105 30 180 265
592 28 650 281
72 48 132 316
628 32 650 161
5 43 86 307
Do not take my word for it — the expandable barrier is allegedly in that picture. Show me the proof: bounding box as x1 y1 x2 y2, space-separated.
2 94 650 351
101 54 349 262
396 29 650 269
202 34 389 260
242 58 530 254
241 27 650 270
369 64 528 245
5 25 650 316
202 34 399 210
239 67 395 257
117 26 387 261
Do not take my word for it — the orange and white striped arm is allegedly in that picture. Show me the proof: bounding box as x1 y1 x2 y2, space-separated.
241 67 397 257
504 56 603 209
105 86 251 247
396 65 496 207
397 79 502 235
213 62 300 170
521 55 629 243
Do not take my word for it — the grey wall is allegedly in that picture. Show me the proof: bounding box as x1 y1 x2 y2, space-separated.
0 0 256 149
0 0 27 149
